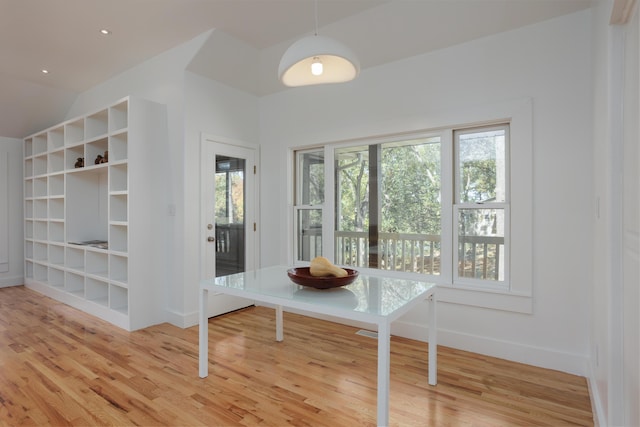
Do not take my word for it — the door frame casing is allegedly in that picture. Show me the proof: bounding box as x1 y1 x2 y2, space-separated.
200 133 260 282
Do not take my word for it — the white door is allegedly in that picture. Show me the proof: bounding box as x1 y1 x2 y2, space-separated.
201 136 258 317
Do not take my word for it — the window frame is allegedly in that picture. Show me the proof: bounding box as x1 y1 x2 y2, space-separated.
290 98 533 313
293 148 325 262
453 124 511 289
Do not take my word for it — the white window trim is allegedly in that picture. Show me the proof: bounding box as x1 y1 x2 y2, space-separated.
440 98 532 313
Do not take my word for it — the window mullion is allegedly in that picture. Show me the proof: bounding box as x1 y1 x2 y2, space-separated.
368 144 381 268
440 130 454 283
323 146 335 262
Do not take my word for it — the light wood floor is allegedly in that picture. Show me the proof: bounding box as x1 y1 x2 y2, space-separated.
0 286 593 426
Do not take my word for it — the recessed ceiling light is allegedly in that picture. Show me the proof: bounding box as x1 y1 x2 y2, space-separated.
100 29 111 35
41 69 49 74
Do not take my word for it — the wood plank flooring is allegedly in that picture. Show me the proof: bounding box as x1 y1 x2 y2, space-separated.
0 286 594 426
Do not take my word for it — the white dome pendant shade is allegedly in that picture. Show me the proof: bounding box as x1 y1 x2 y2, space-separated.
278 34 360 87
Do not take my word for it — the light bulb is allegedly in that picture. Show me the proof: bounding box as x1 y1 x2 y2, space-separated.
311 57 323 76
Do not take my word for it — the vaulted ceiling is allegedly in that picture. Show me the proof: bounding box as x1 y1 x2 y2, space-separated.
0 0 592 139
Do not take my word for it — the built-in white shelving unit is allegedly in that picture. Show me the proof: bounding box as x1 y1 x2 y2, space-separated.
23 97 167 331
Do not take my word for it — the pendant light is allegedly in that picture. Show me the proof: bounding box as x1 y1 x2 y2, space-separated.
278 0 360 87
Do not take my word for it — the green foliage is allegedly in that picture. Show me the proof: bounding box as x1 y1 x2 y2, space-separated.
215 171 244 224
381 142 440 234
336 150 369 231
457 131 504 203
335 140 441 235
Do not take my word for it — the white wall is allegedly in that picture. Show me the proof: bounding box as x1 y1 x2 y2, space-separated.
259 10 594 375
620 5 640 424
182 70 260 324
0 137 23 287
590 0 640 425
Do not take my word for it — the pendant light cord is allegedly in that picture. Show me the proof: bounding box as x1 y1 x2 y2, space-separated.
314 0 318 36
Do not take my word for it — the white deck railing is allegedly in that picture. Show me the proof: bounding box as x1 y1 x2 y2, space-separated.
334 231 442 275
300 229 503 280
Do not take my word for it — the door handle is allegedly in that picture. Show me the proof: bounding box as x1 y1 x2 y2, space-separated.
207 236 215 242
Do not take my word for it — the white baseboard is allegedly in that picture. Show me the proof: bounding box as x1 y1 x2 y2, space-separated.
165 308 198 328
587 361 606 426
400 319 589 377
0 275 24 288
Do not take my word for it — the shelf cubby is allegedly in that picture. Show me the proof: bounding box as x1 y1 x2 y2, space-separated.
49 149 65 173
109 163 128 192
48 266 65 288
25 197 33 216
34 199 47 219
109 100 128 132
48 174 64 197
65 272 84 296
109 254 128 284
86 137 109 166
33 155 47 176
25 261 34 279
49 197 64 220
110 194 128 222
66 168 108 244
86 250 108 278
34 263 48 281
49 221 65 243
109 225 127 253
109 132 127 162
34 220 48 241
66 246 85 271
65 119 85 145
85 109 109 140
34 177 47 197
86 278 109 306
32 134 47 156
24 158 33 177
48 127 65 151
49 244 65 266
25 220 33 239
24 179 33 198
25 138 33 157
33 242 48 261
25 241 33 259
65 144 85 170
110 284 128 314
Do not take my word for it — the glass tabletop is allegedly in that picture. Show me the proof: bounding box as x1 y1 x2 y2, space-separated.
202 265 436 319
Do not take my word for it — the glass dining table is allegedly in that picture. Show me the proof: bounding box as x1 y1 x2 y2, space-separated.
199 265 437 427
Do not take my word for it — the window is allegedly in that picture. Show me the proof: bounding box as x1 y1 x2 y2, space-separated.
292 98 532 312
454 125 509 288
294 149 324 261
215 156 245 225
333 137 442 275
295 126 508 286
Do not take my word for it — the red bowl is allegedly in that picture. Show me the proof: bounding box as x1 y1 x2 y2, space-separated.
287 267 359 289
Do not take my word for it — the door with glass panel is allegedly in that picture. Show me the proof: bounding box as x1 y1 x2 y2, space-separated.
201 138 257 316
